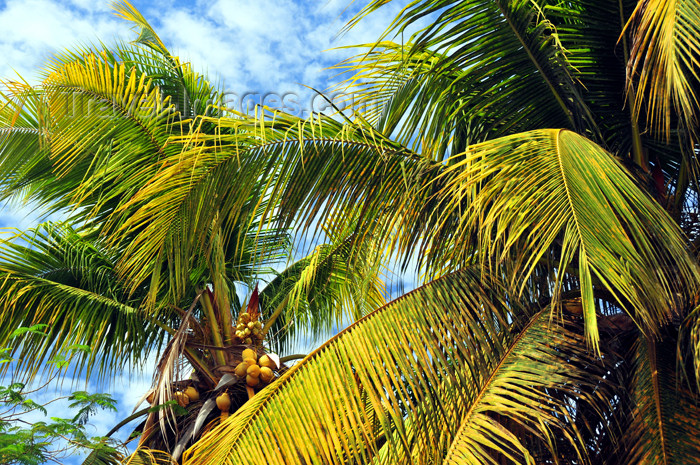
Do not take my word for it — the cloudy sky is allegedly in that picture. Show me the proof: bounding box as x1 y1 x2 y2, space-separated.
0 0 420 463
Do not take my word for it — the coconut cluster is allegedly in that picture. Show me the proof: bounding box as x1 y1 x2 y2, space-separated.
157 385 199 408
234 312 263 345
234 348 277 387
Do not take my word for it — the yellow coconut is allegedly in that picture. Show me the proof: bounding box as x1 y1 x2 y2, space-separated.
247 364 261 378
246 375 260 387
258 354 277 369
175 391 190 407
234 362 248 378
243 357 256 367
238 312 251 324
242 348 257 361
259 366 274 383
184 386 200 402
216 392 231 412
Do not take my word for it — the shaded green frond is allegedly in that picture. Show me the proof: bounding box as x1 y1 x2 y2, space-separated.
80 443 125 465
0 223 160 381
227 224 291 285
340 0 600 156
0 82 58 205
622 336 700 464
183 269 616 465
543 0 641 157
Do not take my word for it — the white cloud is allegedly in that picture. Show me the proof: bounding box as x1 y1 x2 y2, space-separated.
0 0 126 81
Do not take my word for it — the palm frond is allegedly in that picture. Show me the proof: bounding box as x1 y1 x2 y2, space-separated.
338 0 600 157
42 48 182 219
625 0 700 139
183 269 617 465
108 114 285 303
267 119 697 347
260 219 386 355
333 42 475 156
622 336 700 463
543 0 640 155
0 46 186 232
0 223 159 381
123 448 177 465
430 129 697 346
112 0 223 120
0 81 57 205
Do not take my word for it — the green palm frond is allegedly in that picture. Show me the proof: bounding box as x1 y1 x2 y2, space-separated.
0 81 71 209
112 0 223 120
114 43 223 121
108 114 285 303
42 48 182 218
226 223 291 286
333 42 474 156
183 269 617 465
0 47 185 229
0 223 161 381
260 220 385 354
622 336 700 464
340 0 600 156
543 0 641 156
80 443 125 465
260 112 428 246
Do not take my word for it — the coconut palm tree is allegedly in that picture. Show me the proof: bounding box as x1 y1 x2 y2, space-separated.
173 0 700 464
2 0 700 463
0 1 384 460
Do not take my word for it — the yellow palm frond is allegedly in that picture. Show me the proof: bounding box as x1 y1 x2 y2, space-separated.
431 129 697 347
183 269 617 464
625 0 700 138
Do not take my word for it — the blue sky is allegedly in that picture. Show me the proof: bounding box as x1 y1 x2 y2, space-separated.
0 1 421 462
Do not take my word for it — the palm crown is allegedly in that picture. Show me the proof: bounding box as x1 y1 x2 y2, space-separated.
1 0 700 464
